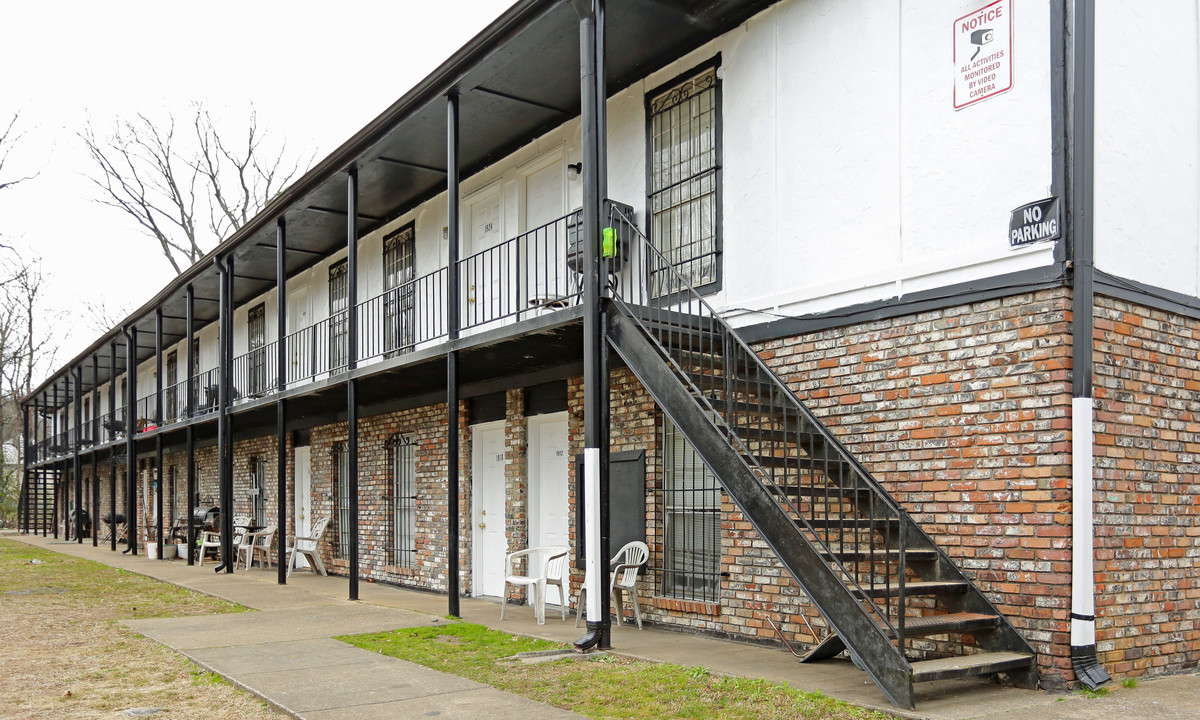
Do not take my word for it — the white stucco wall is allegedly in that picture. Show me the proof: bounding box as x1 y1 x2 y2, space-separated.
1094 0 1200 296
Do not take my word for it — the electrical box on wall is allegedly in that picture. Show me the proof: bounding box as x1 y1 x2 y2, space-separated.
566 199 635 273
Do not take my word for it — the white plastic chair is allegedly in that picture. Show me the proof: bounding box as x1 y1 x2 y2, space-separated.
575 540 649 630
240 524 277 570
500 545 569 625
286 516 330 577
197 515 250 566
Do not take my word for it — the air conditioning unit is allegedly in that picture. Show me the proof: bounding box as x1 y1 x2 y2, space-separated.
567 200 635 273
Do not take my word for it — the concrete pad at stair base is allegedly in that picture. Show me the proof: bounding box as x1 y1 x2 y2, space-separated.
182 638 381 675
301 687 581 720
126 604 441 650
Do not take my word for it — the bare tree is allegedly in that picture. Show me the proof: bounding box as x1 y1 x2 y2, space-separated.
81 104 311 275
0 112 38 194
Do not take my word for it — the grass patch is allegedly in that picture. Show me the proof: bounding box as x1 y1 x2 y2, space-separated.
342 622 887 720
0 538 281 719
1076 685 1111 699
1121 677 1138 689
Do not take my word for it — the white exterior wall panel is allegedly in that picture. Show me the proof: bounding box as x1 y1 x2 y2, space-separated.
1095 0 1200 296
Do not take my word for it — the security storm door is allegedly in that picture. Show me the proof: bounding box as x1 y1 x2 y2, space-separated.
470 420 507 597
523 161 567 307
383 224 416 355
529 412 569 605
165 351 177 421
247 304 266 395
463 188 507 329
293 445 312 569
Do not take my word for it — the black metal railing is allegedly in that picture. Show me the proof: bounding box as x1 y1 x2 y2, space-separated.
357 268 448 363
607 203 912 646
459 211 580 331
231 341 279 401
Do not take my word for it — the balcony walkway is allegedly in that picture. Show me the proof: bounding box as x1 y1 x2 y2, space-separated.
13 533 1195 720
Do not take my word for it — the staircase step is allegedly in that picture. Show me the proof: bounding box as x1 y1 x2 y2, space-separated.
674 348 750 372
820 547 938 563
909 652 1034 683
883 612 1001 637
769 483 873 502
744 454 855 474
805 516 898 530
851 580 969 599
685 371 775 395
639 320 724 352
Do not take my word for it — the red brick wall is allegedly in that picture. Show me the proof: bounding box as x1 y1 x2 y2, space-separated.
1092 296 1200 679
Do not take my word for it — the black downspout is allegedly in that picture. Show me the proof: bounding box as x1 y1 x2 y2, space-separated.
347 167 360 602
1067 0 1110 690
276 218 288 585
155 308 164 558
125 326 138 556
573 0 612 653
73 365 83 543
186 284 196 566
446 90 461 619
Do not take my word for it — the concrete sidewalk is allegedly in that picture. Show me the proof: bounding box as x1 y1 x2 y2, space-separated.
12 534 1200 719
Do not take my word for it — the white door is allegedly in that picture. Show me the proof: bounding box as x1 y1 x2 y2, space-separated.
524 162 566 305
293 445 311 568
287 283 311 381
464 189 505 328
529 412 570 605
471 421 507 597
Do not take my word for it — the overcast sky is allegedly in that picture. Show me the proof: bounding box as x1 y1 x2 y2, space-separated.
0 0 513 385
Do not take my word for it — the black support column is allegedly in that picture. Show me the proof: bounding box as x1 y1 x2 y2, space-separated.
125 326 138 556
73 366 83 543
445 90 461 618
109 341 118 552
21 402 29 534
51 385 58 539
92 355 99 547
186 284 196 565
276 218 288 584
346 167 360 601
155 308 164 558
573 0 611 652
216 257 234 573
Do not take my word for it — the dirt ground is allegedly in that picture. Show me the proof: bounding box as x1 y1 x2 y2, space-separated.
0 539 285 719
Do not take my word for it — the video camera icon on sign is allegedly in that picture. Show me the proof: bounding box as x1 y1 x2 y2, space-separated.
970 28 995 62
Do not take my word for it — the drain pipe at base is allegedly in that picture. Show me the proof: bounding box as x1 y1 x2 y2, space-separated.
1067 0 1109 690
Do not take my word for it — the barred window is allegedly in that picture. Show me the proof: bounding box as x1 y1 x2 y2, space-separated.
388 434 417 567
330 442 351 559
647 62 721 296
249 456 266 528
661 417 721 602
329 261 349 372
167 465 177 526
383 224 416 355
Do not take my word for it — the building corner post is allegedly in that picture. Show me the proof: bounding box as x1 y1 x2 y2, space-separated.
446 90 462 618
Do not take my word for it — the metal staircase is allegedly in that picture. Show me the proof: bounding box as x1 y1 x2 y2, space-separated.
604 207 1037 708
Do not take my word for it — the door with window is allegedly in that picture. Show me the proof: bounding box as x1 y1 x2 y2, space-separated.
470 421 506 597
647 63 721 296
383 224 416 355
328 262 349 373
247 304 266 395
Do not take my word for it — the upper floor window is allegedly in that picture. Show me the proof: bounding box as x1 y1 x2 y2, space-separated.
383 224 416 355
329 261 349 372
647 60 722 296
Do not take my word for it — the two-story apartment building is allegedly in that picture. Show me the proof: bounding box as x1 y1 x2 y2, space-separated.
19 0 1200 709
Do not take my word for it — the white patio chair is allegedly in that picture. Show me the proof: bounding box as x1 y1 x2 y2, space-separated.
240 524 277 570
574 540 649 630
286 516 330 577
500 545 569 625
197 515 250 566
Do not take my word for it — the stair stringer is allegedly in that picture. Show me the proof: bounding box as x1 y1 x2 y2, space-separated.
608 311 917 709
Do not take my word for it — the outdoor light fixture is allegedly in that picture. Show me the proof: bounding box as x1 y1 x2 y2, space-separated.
567 162 582 179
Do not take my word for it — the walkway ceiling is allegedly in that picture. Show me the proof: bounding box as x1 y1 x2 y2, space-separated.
31 0 776 403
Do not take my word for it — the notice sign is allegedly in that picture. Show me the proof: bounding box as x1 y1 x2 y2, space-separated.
1009 197 1060 247
954 0 1013 109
